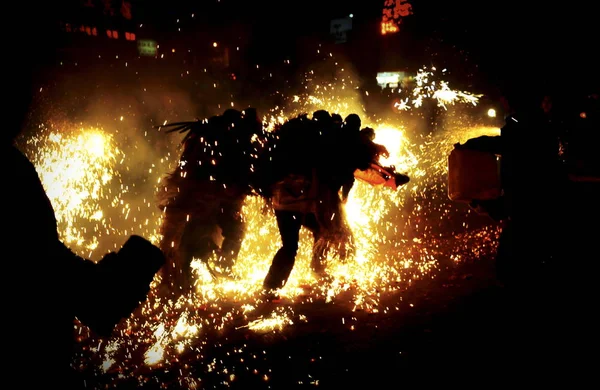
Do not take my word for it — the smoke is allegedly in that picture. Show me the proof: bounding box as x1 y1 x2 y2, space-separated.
265 51 369 123
17 59 216 259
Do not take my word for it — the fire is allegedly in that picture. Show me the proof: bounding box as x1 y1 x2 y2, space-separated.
25 123 168 258
25 126 124 253
24 60 500 386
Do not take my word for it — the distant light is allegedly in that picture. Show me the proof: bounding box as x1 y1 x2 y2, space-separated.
487 108 496 118
580 112 587 119
349 14 353 18
213 42 218 47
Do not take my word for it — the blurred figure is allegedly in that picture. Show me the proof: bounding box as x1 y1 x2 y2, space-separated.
360 127 393 164
455 86 600 384
3 7 165 389
257 114 328 299
324 113 372 204
257 111 386 299
458 86 568 287
157 108 263 293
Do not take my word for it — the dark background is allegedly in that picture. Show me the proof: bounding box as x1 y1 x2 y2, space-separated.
16 0 599 98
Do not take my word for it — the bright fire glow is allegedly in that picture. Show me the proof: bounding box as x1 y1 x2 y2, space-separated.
23 58 500 387
394 66 482 111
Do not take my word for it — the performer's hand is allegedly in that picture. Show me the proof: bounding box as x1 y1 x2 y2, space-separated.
377 145 390 158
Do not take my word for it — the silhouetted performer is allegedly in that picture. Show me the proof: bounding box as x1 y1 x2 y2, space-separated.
257 112 360 299
157 108 263 292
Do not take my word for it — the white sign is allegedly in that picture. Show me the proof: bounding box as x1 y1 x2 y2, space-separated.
376 71 408 88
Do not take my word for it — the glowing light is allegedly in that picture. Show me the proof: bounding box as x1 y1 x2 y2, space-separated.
394 66 482 111
25 56 499 388
381 0 413 35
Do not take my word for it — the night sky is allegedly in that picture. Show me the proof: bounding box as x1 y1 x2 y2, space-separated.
142 0 598 94
12 0 600 99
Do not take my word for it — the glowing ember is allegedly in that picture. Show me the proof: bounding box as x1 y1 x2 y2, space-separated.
25 125 124 255
23 59 500 387
394 66 483 111
24 122 169 259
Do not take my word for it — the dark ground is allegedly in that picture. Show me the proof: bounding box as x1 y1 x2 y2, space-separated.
80 183 599 390
96 251 596 389
95 254 507 389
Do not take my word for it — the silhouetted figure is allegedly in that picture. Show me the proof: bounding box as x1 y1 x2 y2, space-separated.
455 87 600 384
4 18 165 388
257 114 327 298
360 127 390 160
157 108 263 292
458 89 566 287
322 114 391 204
331 113 343 125
257 111 384 299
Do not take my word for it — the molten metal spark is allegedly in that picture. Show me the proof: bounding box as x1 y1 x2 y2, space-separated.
26 59 499 387
25 125 123 254
394 66 482 111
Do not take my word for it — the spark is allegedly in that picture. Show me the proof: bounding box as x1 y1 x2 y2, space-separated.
394 67 483 111
25 58 499 387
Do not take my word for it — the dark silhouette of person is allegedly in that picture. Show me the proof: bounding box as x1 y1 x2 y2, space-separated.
454 85 600 385
458 89 566 286
257 114 327 299
258 111 380 299
359 127 390 161
355 126 411 190
3 9 165 388
157 108 263 293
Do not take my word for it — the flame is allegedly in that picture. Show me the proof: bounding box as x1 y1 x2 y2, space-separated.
25 126 123 253
25 60 500 386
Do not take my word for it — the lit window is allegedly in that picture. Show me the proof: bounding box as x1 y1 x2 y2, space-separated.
106 30 113 38
65 23 71 32
85 26 91 35
129 33 135 41
112 30 118 39
92 27 97 36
